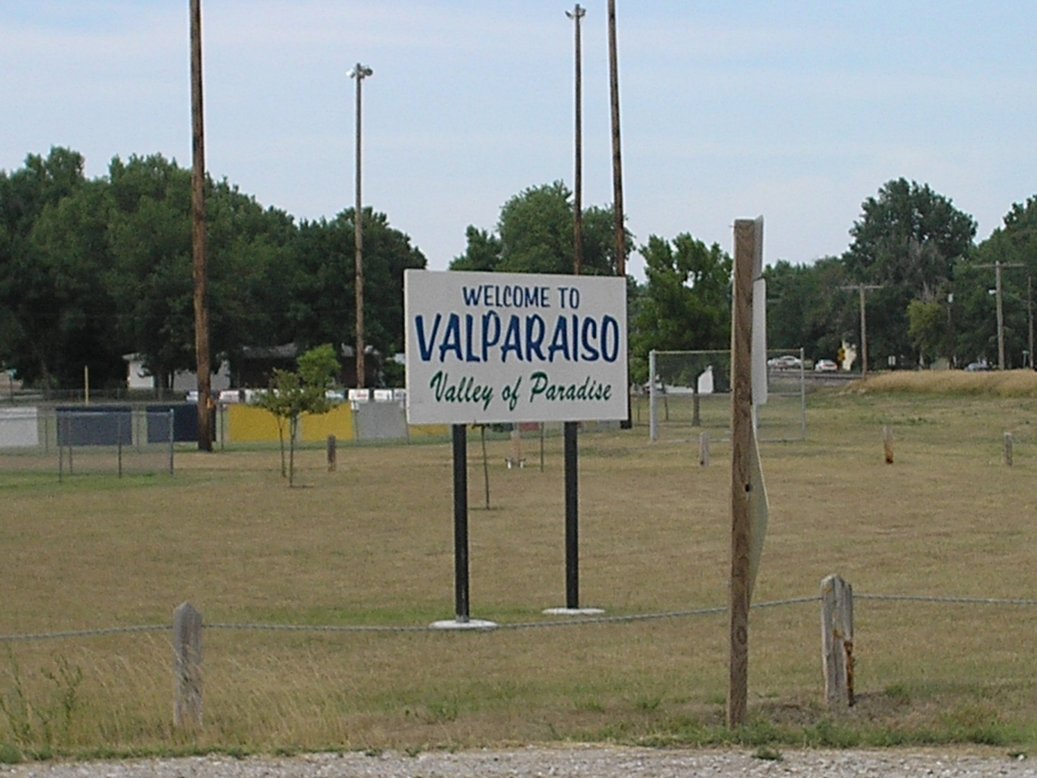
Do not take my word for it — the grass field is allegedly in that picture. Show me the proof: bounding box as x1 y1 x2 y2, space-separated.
2 374 1037 760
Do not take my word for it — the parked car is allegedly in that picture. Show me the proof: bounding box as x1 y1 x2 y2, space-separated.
814 359 838 372
766 354 802 369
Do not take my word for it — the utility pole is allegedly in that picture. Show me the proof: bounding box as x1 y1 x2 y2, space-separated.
840 284 882 377
349 63 373 389
976 260 1024 370
190 0 212 451
567 3 585 275
607 0 625 278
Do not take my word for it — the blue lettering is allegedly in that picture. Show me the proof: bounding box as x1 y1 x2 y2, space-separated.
602 316 620 362
525 314 546 361
580 317 600 361
548 317 570 362
415 314 440 361
481 311 501 362
501 316 523 362
438 313 464 362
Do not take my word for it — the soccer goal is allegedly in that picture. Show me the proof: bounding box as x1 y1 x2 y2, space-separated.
643 349 807 443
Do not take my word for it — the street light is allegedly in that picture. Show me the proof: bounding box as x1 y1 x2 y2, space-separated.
349 63 373 389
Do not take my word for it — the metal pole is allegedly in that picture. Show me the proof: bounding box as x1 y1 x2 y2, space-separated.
564 420 579 609
1028 274 1034 370
350 63 373 389
452 424 470 622
648 350 657 441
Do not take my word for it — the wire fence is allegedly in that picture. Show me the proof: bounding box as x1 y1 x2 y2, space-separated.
3 591 1034 644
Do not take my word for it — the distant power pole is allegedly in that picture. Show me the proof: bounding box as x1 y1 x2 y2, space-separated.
840 283 882 377
976 260 1024 370
607 0 625 278
567 3 586 276
349 63 373 389
190 0 212 451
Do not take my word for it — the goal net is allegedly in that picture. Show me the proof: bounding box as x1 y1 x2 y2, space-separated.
639 349 807 443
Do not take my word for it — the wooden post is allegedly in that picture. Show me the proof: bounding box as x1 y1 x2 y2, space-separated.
698 431 710 468
1004 431 1014 466
883 425 894 464
727 218 757 728
327 434 337 472
821 575 855 708
173 602 203 729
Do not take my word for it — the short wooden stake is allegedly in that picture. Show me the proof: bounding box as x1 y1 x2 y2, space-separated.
1004 432 1014 466
821 575 854 709
882 425 894 464
327 434 337 472
173 602 203 730
698 431 710 467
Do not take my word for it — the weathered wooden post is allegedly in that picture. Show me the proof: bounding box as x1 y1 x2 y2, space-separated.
327 434 337 472
699 431 710 468
173 602 203 729
1004 431 1014 466
821 575 854 709
882 425 894 464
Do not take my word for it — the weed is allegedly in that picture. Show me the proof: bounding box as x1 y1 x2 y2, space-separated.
752 745 783 761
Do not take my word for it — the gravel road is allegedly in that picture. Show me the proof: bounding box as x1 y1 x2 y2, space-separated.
2 746 1034 777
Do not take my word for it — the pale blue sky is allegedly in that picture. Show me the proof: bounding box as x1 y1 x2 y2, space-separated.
2 2 1034 277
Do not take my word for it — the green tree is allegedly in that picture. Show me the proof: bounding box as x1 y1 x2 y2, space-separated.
286 208 425 385
764 258 855 363
630 233 731 382
253 343 339 486
0 147 120 388
451 181 628 276
843 178 976 366
966 195 1037 368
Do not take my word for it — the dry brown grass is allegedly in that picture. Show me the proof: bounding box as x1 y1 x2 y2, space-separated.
2 389 1037 756
848 368 1037 397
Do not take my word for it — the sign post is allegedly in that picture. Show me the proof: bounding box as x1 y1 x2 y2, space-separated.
405 270 628 625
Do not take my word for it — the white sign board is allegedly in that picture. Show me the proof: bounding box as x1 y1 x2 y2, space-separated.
404 270 628 424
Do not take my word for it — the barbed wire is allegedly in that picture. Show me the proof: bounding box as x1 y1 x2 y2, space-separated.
1 593 1033 644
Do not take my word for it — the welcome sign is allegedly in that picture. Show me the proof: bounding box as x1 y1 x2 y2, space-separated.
404 270 628 424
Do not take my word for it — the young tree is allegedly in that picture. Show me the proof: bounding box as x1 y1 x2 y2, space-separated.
253 344 339 486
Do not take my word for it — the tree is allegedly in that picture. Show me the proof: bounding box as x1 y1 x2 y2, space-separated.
630 233 731 383
451 181 629 276
764 257 855 362
843 178 976 365
966 195 1037 368
286 208 425 385
0 147 118 388
253 343 339 486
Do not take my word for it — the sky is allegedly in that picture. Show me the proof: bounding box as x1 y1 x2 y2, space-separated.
2 1 1035 279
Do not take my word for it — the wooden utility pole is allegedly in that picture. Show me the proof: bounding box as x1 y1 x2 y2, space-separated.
190 0 212 451
840 283 882 376
350 63 373 389
607 0 625 278
976 261 1024 370
728 219 758 728
567 3 585 275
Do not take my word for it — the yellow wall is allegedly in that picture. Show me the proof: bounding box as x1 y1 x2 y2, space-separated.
300 406 355 442
406 423 450 441
226 405 284 443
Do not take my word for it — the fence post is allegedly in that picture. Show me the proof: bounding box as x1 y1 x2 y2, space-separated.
821 574 854 708
173 602 203 730
648 349 658 442
1004 432 1014 466
698 431 710 467
882 425 894 464
327 434 337 472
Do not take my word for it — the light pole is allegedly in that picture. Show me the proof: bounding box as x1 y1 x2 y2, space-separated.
840 283 882 376
976 260 1024 370
349 62 373 389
